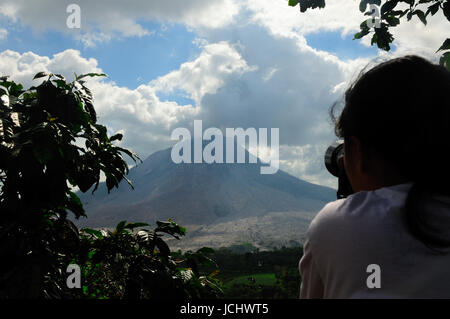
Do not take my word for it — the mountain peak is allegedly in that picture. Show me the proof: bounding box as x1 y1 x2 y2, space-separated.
75 144 336 250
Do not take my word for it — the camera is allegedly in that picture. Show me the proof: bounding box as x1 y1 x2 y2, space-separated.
324 141 353 199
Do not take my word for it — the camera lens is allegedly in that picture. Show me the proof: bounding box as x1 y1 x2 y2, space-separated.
324 140 344 177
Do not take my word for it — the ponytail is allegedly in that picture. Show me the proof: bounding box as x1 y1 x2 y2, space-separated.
405 182 450 252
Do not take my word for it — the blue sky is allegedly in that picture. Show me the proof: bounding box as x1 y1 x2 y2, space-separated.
0 0 443 188
0 21 201 88
305 31 379 60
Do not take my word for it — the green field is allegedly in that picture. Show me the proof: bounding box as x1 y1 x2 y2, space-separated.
201 246 303 298
225 273 277 288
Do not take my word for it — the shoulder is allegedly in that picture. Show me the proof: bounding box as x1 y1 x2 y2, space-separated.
307 191 365 231
306 183 413 248
306 189 387 247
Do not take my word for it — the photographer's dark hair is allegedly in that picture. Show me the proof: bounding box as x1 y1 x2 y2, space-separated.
331 55 450 252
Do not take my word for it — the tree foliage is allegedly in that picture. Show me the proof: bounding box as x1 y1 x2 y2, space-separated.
76 220 222 299
288 0 450 69
0 72 221 299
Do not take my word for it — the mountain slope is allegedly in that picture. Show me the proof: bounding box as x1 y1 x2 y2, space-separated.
75 143 337 250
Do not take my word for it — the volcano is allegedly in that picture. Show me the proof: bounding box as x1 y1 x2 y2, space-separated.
75 143 336 250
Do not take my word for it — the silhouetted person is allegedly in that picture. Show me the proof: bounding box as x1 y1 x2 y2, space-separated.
299 55 450 298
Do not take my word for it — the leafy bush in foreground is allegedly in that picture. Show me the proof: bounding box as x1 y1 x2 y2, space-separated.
76 220 222 299
0 72 221 299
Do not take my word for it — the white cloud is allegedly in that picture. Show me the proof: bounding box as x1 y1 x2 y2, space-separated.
0 0 240 45
0 49 101 89
150 41 257 104
245 0 363 39
195 24 359 147
77 32 113 48
279 144 337 189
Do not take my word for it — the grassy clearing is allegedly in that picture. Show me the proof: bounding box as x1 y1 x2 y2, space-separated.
225 273 277 287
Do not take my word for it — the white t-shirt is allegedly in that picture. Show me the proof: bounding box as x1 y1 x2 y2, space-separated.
299 182 450 299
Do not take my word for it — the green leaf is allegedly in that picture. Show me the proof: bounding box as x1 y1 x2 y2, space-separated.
386 16 400 26
373 25 394 51
76 73 107 81
360 0 369 12
67 191 86 218
155 237 171 257
426 2 440 16
402 0 415 6
444 0 450 22
52 79 70 89
437 39 450 53
110 133 123 142
381 0 398 16
105 172 120 192
84 101 97 123
288 0 299 6
297 0 325 13
354 29 370 39
360 20 370 31
115 146 141 163
415 10 427 25
33 72 49 80
371 32 378 46
407 10 413 21
155 220 186 239
82 228 103 239
3 81 24 97
439 52 450 70
53 74 66 81
115 220 127 233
